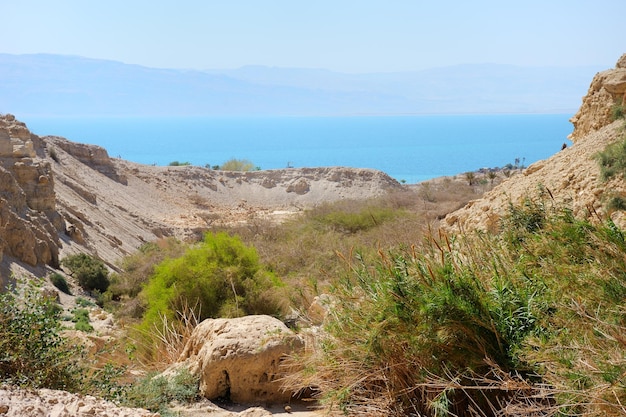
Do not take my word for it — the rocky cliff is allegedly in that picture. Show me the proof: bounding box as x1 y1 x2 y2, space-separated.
445 54 626 233
0 115 62 276
0 117 402 281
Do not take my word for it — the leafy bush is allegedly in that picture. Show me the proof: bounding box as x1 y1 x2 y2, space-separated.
111 238 185 304
49 272 71 295
219 158 256 171
124 368 199 414
62 253 110 292
168 161 191 166
138 232 285 342
0 281 84 390
76 296 96 307
72 308 94 332
596 137 626 180
82 365 198 415
608 194 626 212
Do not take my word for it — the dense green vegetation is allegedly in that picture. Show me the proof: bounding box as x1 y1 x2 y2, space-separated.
0 280 199 414
49 272 71 294
61 253 110 292
597 137 626 180
0 281 83 391
134 232 286 357
284 196 626 416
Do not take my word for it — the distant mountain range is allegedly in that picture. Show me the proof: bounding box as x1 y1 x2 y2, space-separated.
0 53 603 117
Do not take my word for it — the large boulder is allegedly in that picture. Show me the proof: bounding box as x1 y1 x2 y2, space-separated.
175 315 304 404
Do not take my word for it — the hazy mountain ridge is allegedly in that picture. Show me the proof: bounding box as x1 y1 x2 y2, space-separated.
1 53 602 116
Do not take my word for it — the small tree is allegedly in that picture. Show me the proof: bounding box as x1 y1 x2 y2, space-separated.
465 171 476 185
139 232 284 336
220 158 256 172
61 254 110 292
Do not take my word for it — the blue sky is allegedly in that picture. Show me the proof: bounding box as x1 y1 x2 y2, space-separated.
2 0 625 73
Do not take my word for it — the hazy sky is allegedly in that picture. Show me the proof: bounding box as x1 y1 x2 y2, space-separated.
3 1 625 73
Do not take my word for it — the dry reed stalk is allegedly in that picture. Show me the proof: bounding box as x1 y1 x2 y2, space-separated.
133 300 201 369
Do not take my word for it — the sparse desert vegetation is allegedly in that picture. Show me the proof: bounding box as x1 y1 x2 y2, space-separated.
4 178 626 415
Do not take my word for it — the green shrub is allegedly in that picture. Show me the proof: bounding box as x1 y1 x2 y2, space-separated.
62 253 110 292
124 368 199 414
611 99 625 120
138 232 285 339
86 363 128 404
596 137 626 180
168 161 191 166
76 296 95 307
49 272 71 295
0 281 84 390
219 158 256 171
75 320 94 332
112 238 185 303
287 199 626 416
608 195 626 212
71 308 93 333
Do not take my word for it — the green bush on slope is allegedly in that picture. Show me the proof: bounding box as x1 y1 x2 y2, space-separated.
0 281 83 390
287 197 626 416
138 232 285 339
61 253 110 292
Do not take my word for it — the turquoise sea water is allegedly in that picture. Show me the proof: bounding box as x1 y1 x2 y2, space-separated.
23 114 573 184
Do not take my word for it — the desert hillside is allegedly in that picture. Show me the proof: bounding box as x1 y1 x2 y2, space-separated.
445 53 626 233
0 116 401 283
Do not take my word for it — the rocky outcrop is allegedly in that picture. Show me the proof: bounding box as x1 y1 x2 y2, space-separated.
569 53 626 141
49 137 127 184
0 114 62 271
173 315 304 404
445 54 626 233
0 386 156 417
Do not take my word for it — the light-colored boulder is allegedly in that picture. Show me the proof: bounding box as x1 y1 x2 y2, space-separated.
176 315 304 404
0 386 156 417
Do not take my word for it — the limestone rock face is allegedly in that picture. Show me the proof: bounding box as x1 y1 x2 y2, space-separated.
0 115 61 270
569 53 626 141
175 315 304 404
50 137 128 184
0 114 35 158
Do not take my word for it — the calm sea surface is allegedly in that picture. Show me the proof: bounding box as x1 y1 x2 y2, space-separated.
23 114 573 184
